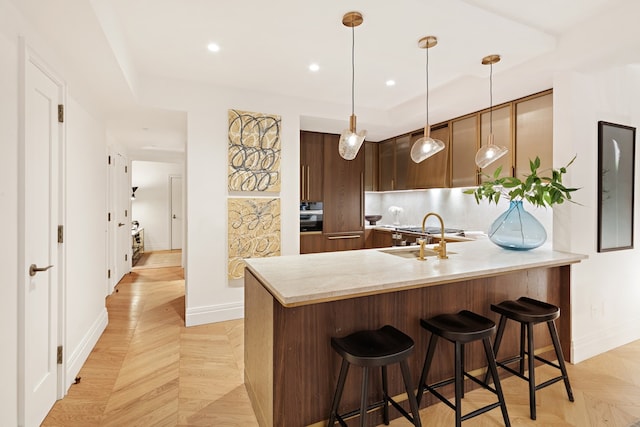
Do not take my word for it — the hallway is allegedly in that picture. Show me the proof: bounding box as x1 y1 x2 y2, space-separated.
42 263 640 426
42 265 258 426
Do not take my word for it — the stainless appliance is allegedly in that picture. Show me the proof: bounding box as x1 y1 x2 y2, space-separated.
300 202 323 232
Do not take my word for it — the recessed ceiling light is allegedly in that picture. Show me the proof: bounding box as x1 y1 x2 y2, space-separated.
386 80 396 87
309 63 320 72
207 43 220 53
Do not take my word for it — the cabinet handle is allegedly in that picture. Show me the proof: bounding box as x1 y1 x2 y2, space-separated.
306 165 310 200
327 235 361 240
301 165 305 200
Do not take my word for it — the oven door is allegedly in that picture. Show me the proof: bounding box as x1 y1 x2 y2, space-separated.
300 211 323 232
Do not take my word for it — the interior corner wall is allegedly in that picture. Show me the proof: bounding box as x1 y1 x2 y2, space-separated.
553 66 640 363
0 5 19 424
131 160 183 251
181 87 300 326
64 97 109 386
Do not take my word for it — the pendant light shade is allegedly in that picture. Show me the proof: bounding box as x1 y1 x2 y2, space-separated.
410 36 444 163
475 54 508 169
339 11 366 161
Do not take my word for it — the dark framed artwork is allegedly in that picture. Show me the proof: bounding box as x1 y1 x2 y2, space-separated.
597 121 636 252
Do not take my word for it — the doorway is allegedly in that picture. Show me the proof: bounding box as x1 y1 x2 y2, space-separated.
170 175 183 250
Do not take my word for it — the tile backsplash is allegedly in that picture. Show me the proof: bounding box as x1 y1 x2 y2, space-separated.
365 188 552 235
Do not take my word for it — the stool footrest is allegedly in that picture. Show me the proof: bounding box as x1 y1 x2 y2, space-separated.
336 394 417 426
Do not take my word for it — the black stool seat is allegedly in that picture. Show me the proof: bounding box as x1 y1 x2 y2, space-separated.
420 310 496 343
417 310 510 427
491 296 560 324
487 297 574 420
331 325 414 367
327 325 422 427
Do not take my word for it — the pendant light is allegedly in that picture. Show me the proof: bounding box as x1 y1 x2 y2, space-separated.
474 54 508 169
410 36 445 163
338 11 367 161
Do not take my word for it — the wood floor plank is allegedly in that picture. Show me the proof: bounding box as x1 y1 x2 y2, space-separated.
42 252 640 427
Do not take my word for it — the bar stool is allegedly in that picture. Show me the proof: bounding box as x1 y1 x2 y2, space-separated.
327 325 422 427
417 310 510 427
487 296 574 420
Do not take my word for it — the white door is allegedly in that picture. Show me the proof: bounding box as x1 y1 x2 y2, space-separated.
170 175 183 250
114 153 131 281
19 49 62 427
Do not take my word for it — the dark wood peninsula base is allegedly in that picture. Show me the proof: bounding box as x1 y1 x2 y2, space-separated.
244 263 574 427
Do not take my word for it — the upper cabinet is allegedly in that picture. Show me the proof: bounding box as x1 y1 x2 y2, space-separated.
300 131 324 201
364 142 378 191
406 124 450 189
479 104 513 181
451 115 478 187
515 92 553 179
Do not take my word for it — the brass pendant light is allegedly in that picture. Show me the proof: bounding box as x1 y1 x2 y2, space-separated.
338 11 367 161
474 54 508 169
410 36 445 163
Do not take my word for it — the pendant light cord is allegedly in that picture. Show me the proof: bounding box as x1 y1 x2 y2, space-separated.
489 62 493 135
351 25 355 117
425 44 430 128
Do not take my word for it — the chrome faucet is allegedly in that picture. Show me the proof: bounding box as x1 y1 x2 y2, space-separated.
418 212 448 261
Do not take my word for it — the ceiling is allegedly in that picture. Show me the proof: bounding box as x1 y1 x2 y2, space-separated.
9 0 639 157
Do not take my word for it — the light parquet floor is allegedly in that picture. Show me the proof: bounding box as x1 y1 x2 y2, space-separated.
43 264 640 426
133 250 182 270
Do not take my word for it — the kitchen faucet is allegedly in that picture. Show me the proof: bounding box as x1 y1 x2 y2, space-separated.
418 212 448 261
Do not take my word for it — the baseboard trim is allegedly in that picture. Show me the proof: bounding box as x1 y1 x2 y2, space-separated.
572 320 640 363
64 307 108 391
185 301 244 327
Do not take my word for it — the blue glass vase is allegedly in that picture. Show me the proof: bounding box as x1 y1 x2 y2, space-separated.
488 200 547 250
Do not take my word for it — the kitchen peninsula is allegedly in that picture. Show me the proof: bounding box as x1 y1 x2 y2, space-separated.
244 239 586 426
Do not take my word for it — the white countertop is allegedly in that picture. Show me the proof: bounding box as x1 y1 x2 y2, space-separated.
245 239 587 308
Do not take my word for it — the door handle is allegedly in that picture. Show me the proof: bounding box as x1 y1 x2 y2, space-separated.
172 214 177 219
118 222 125 227
29 264 53 277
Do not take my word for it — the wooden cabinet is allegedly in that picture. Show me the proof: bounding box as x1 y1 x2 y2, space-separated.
515 92 553 179
451 115 479 187
300 232 324 254
300 131 324 202
364 142 378 191
480 104 513 181
406 125 450 189
132 228 144 266
322 133 364 250
378 135 410 191
372 229 394 248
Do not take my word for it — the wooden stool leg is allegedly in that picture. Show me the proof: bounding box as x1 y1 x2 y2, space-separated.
381 365 390 424
520 322 526 376
547 320 575 402
482 337 511 427
460 344 465 398
454 342 463 427
526 322 536 420
359 367 369 427
399 360 423 427
416 334 438 406
327 359 349 427
485 315 507 384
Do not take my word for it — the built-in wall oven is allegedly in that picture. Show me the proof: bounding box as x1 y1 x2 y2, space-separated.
300 202 323 232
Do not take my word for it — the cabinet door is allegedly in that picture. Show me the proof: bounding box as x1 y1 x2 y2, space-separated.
372 229 394 248
364 142 378 191
300 131 324 201
378 139 395 191
394 135 410 190
407 125 450 189
480 104 512 180
300 233 324 254
515 92 553 179
322 133 364 236
451 116 478 187
322 233 365 252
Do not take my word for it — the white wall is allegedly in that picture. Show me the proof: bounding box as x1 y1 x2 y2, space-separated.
0 0 109 423
0 3 19 423
554 66 640 363
64 98 109 386
131 160 183 251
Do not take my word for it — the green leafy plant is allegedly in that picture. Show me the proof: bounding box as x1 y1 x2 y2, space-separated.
463 156 579 208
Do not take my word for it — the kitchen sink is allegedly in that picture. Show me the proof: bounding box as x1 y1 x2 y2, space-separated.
378 247 456 259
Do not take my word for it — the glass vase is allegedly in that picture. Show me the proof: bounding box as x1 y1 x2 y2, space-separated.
488 200 547 250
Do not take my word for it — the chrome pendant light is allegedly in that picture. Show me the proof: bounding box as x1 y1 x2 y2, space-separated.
410 36 445 163
475 54 508 169
339 11 367 161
